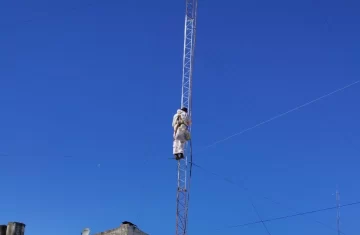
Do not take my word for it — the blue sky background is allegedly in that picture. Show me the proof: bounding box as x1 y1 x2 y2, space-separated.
1 0 360 234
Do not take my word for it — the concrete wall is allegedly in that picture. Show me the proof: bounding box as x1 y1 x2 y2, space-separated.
6 222 25 235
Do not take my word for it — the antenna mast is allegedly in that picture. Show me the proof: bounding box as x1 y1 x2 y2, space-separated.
336 188 341 235
176 0 198 234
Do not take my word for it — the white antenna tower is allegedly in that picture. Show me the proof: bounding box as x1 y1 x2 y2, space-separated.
336 188 341 235
175 0 198 234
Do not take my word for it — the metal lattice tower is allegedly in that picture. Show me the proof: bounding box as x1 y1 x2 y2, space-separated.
176 0 198 235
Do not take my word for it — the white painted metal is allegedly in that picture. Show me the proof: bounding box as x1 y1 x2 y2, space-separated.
176 0 198 235
82 228 90 235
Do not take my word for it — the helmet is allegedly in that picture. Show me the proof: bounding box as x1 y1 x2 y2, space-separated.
181 107 188 113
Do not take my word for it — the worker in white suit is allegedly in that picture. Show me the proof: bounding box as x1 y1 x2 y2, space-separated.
172 107 191 160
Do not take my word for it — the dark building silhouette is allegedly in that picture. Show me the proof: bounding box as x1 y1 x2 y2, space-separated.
0 225 7 235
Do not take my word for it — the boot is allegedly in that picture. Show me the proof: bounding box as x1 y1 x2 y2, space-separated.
174 154 180 160
178 153 184 160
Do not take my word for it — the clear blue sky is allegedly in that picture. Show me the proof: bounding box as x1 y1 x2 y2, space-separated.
1 0 359 234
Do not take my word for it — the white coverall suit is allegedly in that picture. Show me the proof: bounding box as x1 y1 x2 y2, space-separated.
172 109 191 157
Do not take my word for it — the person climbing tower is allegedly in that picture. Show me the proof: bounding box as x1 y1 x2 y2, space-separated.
172 107 191 160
